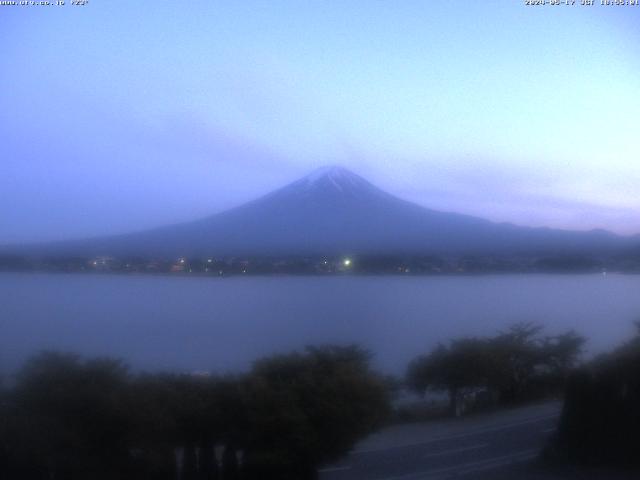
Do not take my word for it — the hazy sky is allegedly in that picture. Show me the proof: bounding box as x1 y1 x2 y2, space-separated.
2 1 639 243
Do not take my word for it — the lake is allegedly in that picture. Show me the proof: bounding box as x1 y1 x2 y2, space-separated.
1 273 639 376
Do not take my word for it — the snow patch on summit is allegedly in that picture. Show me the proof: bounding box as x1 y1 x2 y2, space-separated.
302 165 371 193
261 165 390 203
305 165 350 183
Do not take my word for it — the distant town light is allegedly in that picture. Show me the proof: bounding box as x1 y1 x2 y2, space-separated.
343 258 352 267
207 258 213 263
180 258 185 264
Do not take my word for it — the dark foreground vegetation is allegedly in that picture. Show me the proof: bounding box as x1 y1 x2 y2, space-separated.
0 346 389 480
550 323 640 470
406 323 585 417
3 322 639 479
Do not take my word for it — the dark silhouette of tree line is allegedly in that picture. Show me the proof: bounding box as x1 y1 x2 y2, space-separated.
0 323 608 479
406 323 586 416
0 345 389 480
550 322 640 469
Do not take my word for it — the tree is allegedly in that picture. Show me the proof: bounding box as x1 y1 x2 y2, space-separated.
407 338 489 416
10 352 133 479
407 323 586 415
538 330 586 392
485 324 585 403
243 345 390 479
553 323 640 467
1 346 390 480
484 323 545 403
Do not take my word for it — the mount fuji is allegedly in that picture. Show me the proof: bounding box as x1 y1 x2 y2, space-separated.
9 166 637 258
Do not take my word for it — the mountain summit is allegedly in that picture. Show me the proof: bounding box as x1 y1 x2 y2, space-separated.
263 165 390 203
11 166 636 258
301 165 367 189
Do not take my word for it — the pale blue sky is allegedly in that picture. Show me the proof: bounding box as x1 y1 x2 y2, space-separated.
1 1 639 243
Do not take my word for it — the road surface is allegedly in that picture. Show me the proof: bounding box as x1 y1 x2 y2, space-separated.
319 402 562 480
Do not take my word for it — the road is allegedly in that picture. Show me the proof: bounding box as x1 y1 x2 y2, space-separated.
319 402 562 480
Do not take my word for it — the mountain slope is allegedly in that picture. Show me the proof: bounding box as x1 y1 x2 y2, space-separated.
8 166 637 258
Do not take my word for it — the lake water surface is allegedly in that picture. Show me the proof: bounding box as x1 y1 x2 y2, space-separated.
1 273 639 376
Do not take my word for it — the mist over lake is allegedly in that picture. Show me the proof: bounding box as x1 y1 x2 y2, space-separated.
2 272 639 376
